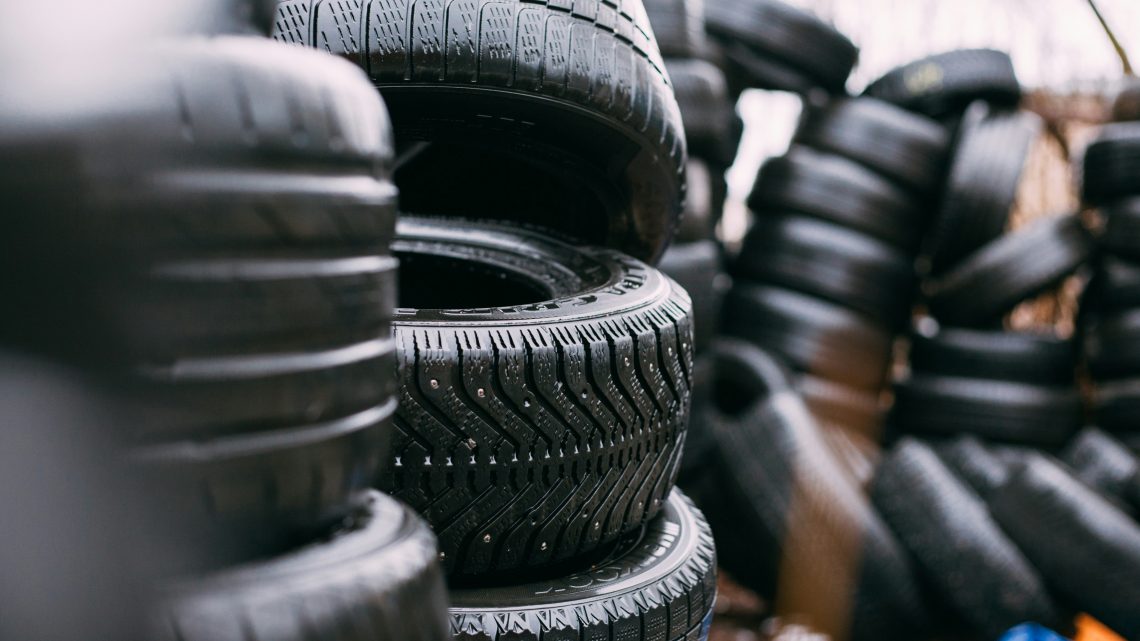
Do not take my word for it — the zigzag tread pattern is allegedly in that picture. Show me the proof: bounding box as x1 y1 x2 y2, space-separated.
383 286 693 575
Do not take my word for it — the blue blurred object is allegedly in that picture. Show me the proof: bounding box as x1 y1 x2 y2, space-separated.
1000 623 1070 641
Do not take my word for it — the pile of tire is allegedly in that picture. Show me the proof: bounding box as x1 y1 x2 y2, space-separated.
269 1 717 640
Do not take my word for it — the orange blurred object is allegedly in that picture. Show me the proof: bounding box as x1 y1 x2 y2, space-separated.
1076 614 1125 641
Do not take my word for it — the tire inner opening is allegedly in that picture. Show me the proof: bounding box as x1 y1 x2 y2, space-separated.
396 251 553 310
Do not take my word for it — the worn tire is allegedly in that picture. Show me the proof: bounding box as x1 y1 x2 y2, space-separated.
1083 122 1140 206
872 439 1063 639
926 103 1042 275
748 145 929 252
989 455 1140 641
271 0 686 264
926 213 1091 326
644 0 707 57
892 374 1081 447
384 217 694 577
1085 308 1140 380
155 491 450 641
674 159 716 242
1095 378 1140 435
706 0 856 94
667 58 741 167
736 213 916 327
1062 428 1140 515
862 49 1020 120
723 284 895 390
1102 198 1140 261
908 325 1076 386
794 96 951 196
659 240 728 354
449 490 716 641
699 341 928 641
934 435 1012 499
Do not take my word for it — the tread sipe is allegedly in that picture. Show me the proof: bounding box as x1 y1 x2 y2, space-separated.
384 217 694 577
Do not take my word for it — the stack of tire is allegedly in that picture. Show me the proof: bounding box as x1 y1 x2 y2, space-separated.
2 3 453 640
271 2 717 640
1083 123 1140 452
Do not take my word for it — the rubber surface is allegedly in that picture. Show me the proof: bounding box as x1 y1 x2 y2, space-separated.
872 439 1063 639
667 58 741 167
862 49 1020 119
723 284 895 390
1082 256 1140 319
736 213 916 327
698 341 928 641
1094 378 1140 435
449 490 717 641
927 213 1091 326
384 217 694 577
908 326 1076 385
674 159 716 243
748 145 929 252
1085 308 1140 380
794 96 951 195
271 0 686 264
1102 198 1140 261
1062 428 1140 515
935 435 1012 499
892 373 1081 447
989 455 1140 641
926 103 1042 275
155 491 450 641
706 0 857 93
659 240 728 354
644 0 707 57
1083 122 1140 206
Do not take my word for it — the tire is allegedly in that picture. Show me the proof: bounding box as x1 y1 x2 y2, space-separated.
644 0 707 57
1102 198 1140 261
908 326 1077 386
1112 77 1140 123
678 354 716 489
723 284 895 390
2 37 400 563
271 0 686 264
667 58 741 167
871 439 1063 640
1061 428 1140 516
793 96 951 196
862 49 1021 120
735 213 916 327
384 217 694 577
449 489 716 641
1095 378 1140 435
674 159 716 243
1083 122 1140 206
748 145 928 252
155 491 450 641
934 435 1012 499
698 341 928 641
1083 256 1140 317
926 213 1091 326
799 375 884 441
705 0 857 94
989 455 1140 641
892 374 1081 447
1085 308 1140 380
926 103 1042 275
659 240 729 354
714 39 821 97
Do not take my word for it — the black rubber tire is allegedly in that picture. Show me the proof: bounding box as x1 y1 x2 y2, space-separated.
736 213 916 327
698 341 928 641
1083 122 1140 206
271 0 686 264
705 0 857 94
794 96 951 196
659 240 728 355
1082 256 1140 325
1095 378 1140 435
748 145 929 252
871 439 1063 639
677 354 716 489
1085 308 1140 380
926 213 1092 326
449 489 716 641
667 58 741 167
926 103 1042 275
1102 198 1140 261
1062 428 1140 515
989 455 1140 641
723 284 895 390
908 326 1077 386
2 37 401 564
1112 77 1140 123
384 217 694 577
644 0 707 57
862 49 1021 120
934 435 1012 499
892 374 1081 448
155 491 450 641
0 356 150 641
674 158 716 243
713 39 820 97
799 375 884 442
